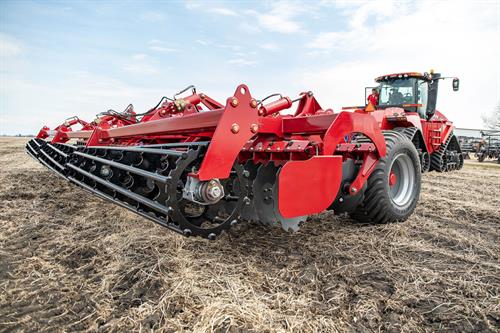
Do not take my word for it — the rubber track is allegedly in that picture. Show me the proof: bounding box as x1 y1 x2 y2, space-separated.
430 131 463 172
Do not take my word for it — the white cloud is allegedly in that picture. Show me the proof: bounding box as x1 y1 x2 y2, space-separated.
218 44 241 51
123 63 159 75
139 11 166 22
258 15 300 34
307 0 403 51
123 54 159 74
227 58 257 66
0 72 171 135
299 0 500 129
185 2 238 17
238 22 262 34
2 0 498 136
193 39 241 51
195 39 210 46
184 1 202 10
0 33 23 58
306 31 363 50
149 46 178 53
341 0 400 30
132 53 148 60
186 1 305 34
208 7 238 16
255 1 306 34
260 43 279 51
148 39 178 53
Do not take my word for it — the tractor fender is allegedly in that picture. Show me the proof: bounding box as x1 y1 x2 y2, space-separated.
394 127 429 154
322 111 387 196
394 127 431 172
323 111 387 157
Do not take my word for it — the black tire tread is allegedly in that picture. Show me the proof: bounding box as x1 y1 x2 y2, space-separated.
350 131 420 224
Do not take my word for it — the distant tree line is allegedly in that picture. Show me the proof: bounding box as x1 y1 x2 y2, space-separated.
482 102 500 130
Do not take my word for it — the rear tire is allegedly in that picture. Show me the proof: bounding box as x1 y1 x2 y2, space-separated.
350 131 421 224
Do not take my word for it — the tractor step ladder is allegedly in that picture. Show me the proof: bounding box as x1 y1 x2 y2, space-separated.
429 129 442 149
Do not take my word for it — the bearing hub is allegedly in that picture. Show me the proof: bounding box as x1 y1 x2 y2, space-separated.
389 171 397 187
183 177 225 205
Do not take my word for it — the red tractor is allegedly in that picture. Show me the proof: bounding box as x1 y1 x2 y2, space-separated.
27 71 462 239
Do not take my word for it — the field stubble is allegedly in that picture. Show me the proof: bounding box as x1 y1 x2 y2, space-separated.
0 137 498 332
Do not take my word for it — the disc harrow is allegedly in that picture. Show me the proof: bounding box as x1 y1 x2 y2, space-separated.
27 71 463 239
62 142 250 239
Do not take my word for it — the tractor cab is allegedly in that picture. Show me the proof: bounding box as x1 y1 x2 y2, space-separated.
367 71 459 120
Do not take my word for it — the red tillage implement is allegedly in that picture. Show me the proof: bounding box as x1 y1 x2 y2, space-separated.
27 72 463 239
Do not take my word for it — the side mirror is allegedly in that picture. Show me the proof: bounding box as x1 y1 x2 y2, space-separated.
452 78 459 91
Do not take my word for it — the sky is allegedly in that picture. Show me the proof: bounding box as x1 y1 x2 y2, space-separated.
0 0 499 135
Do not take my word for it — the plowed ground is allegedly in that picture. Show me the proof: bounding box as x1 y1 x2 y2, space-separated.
0 137 499 332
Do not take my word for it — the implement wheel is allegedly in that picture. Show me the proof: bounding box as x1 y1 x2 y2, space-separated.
350 131 421 223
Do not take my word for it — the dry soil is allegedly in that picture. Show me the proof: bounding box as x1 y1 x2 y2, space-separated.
0 137 499 332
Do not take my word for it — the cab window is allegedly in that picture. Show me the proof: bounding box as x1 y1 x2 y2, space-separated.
417 80 428 118
378 78 416 106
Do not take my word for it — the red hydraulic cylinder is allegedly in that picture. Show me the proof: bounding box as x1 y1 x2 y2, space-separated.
259 97 293 116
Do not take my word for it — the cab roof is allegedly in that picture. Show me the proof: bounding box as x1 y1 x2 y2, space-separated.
375 72 430 82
